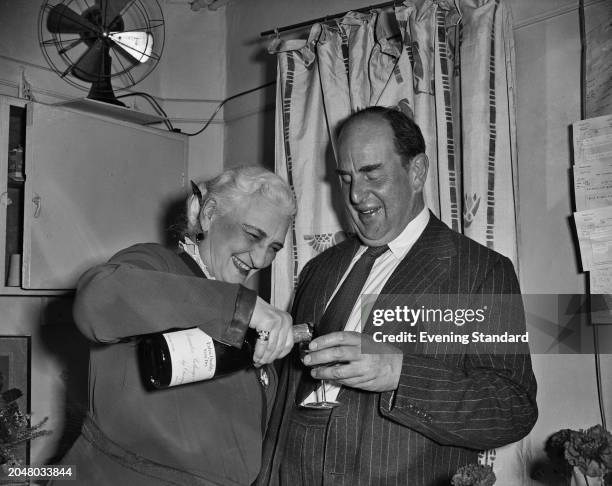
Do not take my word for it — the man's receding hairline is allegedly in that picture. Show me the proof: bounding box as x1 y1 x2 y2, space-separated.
338 111 391 140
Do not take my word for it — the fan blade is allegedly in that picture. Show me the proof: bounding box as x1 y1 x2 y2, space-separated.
108 31 153 63
97 0 131 29
71 39 107 82
47 4 98 34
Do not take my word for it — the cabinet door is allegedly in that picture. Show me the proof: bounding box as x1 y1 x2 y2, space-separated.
23 102 187 289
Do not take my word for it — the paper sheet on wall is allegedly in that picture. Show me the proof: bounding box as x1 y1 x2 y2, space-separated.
573 115 612 165
573 160 612 211
573 115 612 143
591 267 612 293
574 206 612 271
573 120 612 165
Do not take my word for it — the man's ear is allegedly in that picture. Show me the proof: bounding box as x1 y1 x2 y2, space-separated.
409 153 429 191
200 198 217 232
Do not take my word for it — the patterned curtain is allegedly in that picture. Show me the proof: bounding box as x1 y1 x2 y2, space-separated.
270 0 524 481
271 0 518 312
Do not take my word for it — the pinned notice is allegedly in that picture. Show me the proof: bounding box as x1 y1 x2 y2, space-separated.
573 160 612 211
574 206 612 271
573 115 612 165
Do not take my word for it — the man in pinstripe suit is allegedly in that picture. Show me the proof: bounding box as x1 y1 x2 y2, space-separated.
258 107 537 486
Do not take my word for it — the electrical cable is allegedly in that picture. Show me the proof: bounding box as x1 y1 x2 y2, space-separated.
117 92 174 131
116 92 175 131
181 81 276 137
117 82 276 135
592 312 607 430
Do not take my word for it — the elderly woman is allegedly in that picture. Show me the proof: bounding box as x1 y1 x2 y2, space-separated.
57 166 296 485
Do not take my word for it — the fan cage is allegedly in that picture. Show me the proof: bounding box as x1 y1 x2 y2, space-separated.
38 0 165 94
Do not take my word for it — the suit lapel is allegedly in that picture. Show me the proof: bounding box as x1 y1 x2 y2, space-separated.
362 215 456 334
384 215 455 292
297 216 457 333
293 238 360 326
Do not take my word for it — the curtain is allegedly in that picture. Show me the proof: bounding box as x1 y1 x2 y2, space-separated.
271 0 518 312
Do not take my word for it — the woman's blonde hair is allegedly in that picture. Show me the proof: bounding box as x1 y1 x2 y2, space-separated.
185 166 296 240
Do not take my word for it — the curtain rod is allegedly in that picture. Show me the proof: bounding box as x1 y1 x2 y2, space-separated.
260 1 397 37
261 0 608 37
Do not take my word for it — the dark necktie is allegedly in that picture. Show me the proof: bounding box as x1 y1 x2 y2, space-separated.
296 244 389 404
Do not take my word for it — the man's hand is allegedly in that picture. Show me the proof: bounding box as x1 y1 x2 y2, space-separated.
250 296 294 366
302 331 403 392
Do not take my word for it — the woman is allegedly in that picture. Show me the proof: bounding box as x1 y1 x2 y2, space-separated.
56 166 296 485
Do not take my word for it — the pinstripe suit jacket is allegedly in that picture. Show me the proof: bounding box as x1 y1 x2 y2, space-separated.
258 214 537 486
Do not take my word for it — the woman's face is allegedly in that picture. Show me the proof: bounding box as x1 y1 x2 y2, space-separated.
199 195 291 284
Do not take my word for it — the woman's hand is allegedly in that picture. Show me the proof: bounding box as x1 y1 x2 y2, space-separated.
249 296 294 366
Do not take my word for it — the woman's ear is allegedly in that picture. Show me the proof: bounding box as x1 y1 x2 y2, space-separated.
187 194 201 231
200 198 217 232
190 180 204 207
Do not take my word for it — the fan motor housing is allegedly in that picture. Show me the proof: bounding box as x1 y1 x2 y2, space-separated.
82 6 125 40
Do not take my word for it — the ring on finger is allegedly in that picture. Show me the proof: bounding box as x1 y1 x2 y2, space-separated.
258 330 271 342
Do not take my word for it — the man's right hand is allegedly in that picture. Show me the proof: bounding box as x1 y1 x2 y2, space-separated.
249 296 294 366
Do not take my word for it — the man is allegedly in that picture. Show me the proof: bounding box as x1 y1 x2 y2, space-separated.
258 106 537 485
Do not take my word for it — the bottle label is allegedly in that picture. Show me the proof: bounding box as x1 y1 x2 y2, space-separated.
163 328 216 386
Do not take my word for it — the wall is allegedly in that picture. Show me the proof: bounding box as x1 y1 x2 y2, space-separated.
0 0 227 463
513 0 612 474
224 0 375 168
0 295 85 463
224 0 612 480
0 0 226 181
0 0 608 472
158 1 227 181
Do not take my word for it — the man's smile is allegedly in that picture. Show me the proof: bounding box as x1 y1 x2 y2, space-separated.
355 206 382 219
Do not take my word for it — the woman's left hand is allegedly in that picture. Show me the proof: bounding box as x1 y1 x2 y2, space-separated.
250 296 294 366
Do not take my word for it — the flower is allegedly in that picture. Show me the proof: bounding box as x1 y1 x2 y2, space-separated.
547 425 612 480
0 388 51 471
546 428 575 477
565 426 612 478
451 463 496 486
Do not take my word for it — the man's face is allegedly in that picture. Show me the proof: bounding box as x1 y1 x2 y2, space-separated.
200 195 291 284
336 116 426 246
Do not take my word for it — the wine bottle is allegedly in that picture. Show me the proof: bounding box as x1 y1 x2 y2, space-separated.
139 323 312 389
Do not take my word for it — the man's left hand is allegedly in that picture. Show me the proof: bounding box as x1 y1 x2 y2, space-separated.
302 331 403 392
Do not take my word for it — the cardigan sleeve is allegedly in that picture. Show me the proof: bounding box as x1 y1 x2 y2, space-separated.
378 255 538 449
73 243 256 348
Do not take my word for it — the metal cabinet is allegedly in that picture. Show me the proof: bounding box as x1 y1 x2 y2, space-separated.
0 96 188 291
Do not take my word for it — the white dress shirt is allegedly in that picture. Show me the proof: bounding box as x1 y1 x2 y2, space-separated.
303 207 430 404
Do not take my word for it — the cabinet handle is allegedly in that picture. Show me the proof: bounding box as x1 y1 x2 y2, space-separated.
0 192 12 207
32 193 41 218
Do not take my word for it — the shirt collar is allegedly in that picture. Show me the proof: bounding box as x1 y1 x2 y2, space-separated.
179 237 214 279
386 207 430 260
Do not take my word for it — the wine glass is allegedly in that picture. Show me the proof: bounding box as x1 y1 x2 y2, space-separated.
299 322 341 409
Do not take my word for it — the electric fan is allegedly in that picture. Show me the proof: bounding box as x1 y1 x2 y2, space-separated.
38 0 165 106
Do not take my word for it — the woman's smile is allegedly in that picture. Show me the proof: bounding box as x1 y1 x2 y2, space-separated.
232 255 252 273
